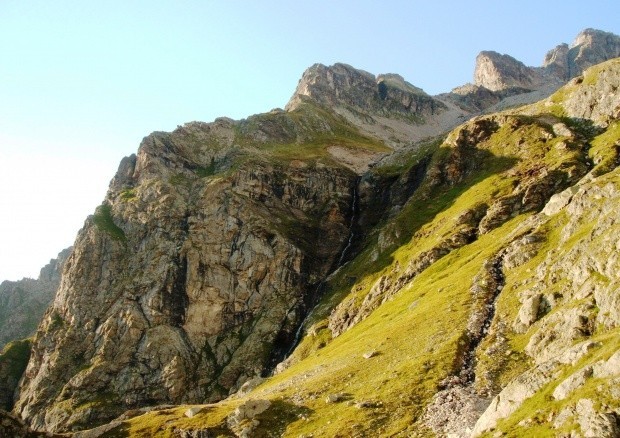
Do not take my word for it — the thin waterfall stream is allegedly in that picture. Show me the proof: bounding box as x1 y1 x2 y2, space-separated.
283 181 359 360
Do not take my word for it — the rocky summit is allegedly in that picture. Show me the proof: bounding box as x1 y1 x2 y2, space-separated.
2 28 620 437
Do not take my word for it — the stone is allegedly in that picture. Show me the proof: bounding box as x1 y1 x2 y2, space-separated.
325 393 345 404
422 386 491 438
471 361 558 436
576 398 620 438
553 405 576 429
543 186 578 216
184 406 204 418
362 351 378 359
592 350 620 378
552 123 574 138
552 366 593 400
354 400 381 409
227 399 271 430
513 294 541 333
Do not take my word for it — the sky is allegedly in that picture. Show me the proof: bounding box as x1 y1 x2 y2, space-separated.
1 1 619 281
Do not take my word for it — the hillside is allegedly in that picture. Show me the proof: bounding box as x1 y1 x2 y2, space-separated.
3 29 620 437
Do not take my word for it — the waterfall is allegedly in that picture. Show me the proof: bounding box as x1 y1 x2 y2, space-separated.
283 181 359 360
337 183 358 266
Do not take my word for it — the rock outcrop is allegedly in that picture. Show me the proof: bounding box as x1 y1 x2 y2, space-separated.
286 63 463 149
545 28 620 80
474 51 549 92
0 409 56 438
286 63 443 119
0 248 71 349
474 29 620 94
13 106 367 432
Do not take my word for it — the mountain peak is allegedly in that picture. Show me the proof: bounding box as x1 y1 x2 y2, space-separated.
285 62 447 148
473 51 545 92
572 28 619 48
285 63 384 111
285 63 435 113
473 28 620 91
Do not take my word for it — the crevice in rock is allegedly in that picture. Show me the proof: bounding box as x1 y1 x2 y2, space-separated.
329 203 487 338
166 255 190 327
274 177 362 366
423 249 507 438
282 281 327 361
460 251 506 385
336 178 360 267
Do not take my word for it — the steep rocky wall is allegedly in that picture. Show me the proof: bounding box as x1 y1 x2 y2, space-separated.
13 119 359 432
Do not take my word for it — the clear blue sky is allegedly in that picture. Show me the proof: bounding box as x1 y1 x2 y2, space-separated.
1 0 619 280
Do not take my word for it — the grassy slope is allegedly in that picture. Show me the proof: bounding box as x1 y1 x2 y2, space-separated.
478 166 620 437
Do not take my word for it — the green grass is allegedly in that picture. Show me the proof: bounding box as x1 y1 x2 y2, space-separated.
0 338 32 380
589 120 620 176
93 204 127 242
484 330 620 437
119 189 137 201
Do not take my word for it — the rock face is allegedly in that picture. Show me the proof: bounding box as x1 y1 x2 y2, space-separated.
0 248 71 349
545 28 620 80
475 29 620 93
13 107 364 432
0 409 55 438
286 63 443 118
474 51 549 92
286 63 463 150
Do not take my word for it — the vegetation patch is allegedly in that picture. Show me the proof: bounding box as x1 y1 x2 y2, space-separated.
195 158 217 178
119 188 136 201
0 338 32 382
93 204 127 242
486 331 620 437
589 120 620 176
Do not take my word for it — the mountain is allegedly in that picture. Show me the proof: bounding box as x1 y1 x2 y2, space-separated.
6 29 620 437
0 248 71 349
446 28 620 114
